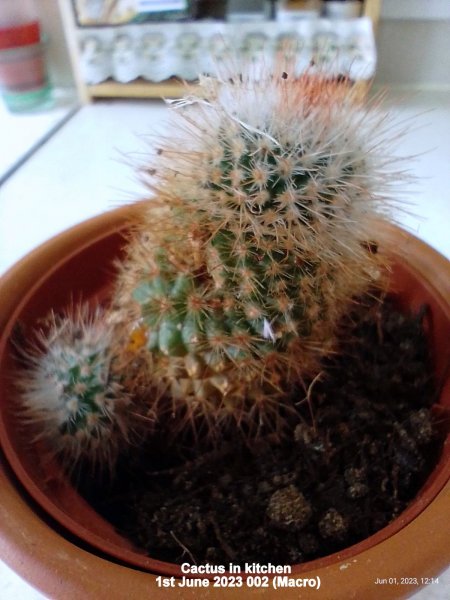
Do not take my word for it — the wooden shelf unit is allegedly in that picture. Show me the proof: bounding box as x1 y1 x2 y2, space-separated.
87 78 189 100
58 0 382 102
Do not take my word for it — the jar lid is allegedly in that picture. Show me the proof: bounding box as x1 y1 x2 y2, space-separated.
0 20 40 50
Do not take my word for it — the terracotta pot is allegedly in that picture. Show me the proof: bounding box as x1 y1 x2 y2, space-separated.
0 207 449 599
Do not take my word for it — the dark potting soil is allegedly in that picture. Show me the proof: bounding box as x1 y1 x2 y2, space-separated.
78 299 445 567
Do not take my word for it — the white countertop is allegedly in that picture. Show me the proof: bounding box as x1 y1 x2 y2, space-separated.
0 90 78 186
0 89 449 599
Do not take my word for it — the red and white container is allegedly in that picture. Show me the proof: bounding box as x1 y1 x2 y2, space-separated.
0 0 51 112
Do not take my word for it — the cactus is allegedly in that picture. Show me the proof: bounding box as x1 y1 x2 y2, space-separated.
113 73 397 440
18 307 133 472
18 71 403 461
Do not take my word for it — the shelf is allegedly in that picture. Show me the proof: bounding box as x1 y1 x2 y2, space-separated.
88 78 188 99
88 77 371 102
59 0 381 102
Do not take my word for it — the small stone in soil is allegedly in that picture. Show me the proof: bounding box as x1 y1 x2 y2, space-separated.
318 509 348 541
267 485 313 530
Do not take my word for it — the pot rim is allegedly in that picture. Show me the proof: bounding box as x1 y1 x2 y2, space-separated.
0 207 449 597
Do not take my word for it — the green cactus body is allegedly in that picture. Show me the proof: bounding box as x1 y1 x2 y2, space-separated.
115 73 398 438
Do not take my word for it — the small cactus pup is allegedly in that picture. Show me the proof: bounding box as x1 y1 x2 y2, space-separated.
18 306 133 473
114 71 404 441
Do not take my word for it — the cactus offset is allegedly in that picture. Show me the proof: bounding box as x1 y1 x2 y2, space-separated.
114 73 397 440
18 307 133 472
